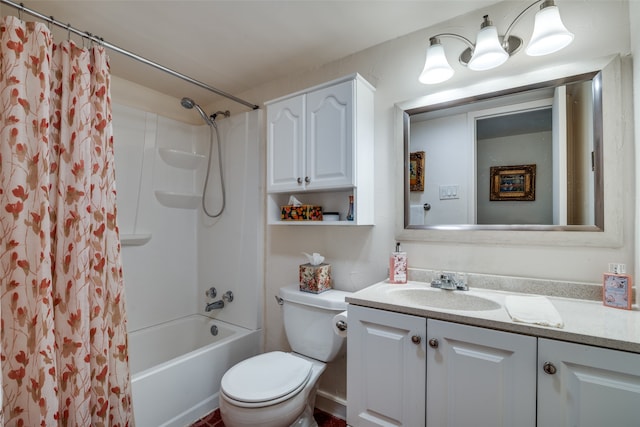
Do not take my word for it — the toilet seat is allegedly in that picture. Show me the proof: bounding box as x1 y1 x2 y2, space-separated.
221 352 312 408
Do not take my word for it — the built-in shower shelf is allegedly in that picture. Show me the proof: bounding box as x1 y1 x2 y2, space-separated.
155 190 201 209
121 234 152 246
158 148 205 170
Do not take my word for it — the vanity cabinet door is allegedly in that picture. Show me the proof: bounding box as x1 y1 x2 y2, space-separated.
266 94 305 192
426 319 537 427
347 305 426 427
538 338 640 427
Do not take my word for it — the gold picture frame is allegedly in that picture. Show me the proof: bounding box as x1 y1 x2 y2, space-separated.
410 151 425 192
490 164 536 201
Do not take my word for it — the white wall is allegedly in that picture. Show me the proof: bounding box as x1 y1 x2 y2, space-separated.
111 0 635 409
410 114 471 225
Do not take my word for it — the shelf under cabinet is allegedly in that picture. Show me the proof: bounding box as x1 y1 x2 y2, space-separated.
267 189 373 226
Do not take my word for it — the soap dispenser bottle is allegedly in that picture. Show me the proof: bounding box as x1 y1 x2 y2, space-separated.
389 242 407 284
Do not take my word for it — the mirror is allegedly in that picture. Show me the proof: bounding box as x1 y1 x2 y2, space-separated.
403 72 603 231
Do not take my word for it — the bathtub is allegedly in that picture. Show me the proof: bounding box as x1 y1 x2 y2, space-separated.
129 314 261 427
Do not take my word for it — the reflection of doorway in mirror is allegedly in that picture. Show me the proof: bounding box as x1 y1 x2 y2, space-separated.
477 107 551 224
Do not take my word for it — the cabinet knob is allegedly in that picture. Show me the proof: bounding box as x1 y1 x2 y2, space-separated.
543 361 557 375
297 177 303 184
304 176 310 183
428 338 439 348
411 335 421 345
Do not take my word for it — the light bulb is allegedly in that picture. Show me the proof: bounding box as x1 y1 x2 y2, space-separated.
526 4 574 56
419 41 454 84
468 18 509 71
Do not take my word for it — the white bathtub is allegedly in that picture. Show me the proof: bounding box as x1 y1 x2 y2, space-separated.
129 315 261 427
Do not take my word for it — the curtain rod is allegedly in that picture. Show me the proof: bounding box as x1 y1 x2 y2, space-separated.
0 0 260 110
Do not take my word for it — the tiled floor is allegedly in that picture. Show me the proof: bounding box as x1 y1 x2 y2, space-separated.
190 407 346 427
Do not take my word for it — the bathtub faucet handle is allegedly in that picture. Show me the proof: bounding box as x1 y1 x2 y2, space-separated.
223 291 234 303
205 287 217 298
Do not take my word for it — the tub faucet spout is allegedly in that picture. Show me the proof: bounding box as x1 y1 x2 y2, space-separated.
205 300 225 311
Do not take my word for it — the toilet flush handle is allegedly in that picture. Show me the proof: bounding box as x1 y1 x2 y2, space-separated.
274 295 284 305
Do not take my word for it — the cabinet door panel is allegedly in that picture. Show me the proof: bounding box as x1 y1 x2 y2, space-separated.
347 305 426 427
538 338 640 427
306 80 354 189
267 95 304 192
427 319 536 427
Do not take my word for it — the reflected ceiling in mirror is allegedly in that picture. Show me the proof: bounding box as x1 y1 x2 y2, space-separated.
403 72 603 231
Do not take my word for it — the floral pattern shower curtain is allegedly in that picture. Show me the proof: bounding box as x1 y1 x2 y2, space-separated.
0 16 133 426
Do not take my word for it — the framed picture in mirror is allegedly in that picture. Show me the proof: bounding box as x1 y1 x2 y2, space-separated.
490 164 536 201
410 151 425 192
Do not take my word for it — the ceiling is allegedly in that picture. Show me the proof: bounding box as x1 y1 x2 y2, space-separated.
11 0 500 108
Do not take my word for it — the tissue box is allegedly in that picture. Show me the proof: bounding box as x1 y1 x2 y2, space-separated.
299 263 332 293
281 205 323 221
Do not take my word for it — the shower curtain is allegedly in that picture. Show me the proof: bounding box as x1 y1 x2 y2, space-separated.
0 16 133 426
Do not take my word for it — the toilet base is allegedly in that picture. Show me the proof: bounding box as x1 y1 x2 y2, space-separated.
220 354 325 427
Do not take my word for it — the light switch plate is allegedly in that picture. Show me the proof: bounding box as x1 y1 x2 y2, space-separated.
439 185 459 200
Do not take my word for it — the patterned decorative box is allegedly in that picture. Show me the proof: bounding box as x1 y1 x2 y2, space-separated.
299 263 332 293
281 205 323 221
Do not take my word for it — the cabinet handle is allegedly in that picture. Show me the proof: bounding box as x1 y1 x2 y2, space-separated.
543 362 557 375
411 335 421 345
304 176 310 183
297 177 303 184
428 338 439 348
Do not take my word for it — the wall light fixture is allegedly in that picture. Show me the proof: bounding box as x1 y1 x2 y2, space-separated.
419 0 574 84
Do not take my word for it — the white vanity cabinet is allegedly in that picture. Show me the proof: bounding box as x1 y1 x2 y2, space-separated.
347 305 426 427
426 319 537 427
538 338 640 427
266 74 375 225
347 304 640 427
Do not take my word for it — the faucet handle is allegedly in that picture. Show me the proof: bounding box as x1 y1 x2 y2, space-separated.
223 291 234 303
205 287 217 298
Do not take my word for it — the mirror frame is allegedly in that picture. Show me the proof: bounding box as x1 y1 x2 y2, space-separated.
402 71 604 232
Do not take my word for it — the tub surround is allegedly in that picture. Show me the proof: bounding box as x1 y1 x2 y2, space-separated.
347 269 640 353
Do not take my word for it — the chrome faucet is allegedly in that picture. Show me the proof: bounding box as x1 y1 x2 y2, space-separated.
205 300 225 311
431 272 468 291
204 290 234 312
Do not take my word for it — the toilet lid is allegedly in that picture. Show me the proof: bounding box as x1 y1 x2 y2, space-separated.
221 351 313 404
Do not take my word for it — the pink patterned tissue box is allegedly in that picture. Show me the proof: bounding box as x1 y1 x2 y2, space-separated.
299 263 332 293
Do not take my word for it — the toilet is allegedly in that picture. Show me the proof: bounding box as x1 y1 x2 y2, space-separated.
219 284 350 427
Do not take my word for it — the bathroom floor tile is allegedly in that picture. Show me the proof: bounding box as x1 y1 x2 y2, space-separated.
190 408 346 427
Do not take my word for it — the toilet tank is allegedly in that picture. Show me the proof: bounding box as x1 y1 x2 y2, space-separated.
279 285 351 362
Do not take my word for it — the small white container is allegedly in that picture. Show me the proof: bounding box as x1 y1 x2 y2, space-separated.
323 212 340 221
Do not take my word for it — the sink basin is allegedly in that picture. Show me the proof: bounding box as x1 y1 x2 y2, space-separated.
386 287 501 311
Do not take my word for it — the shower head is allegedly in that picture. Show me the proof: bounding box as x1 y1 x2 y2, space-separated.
181 97 196 109
180 97 213 125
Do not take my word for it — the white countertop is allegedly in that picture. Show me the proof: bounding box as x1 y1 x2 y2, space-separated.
346 280 640 353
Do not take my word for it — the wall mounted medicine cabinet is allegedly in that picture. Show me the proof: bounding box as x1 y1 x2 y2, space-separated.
265 74 375 225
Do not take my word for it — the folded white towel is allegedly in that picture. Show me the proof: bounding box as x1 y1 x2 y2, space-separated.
504 295 564 328
409 205 425 225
